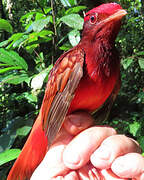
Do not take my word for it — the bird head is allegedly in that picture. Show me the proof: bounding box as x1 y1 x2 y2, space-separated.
82 3 127 42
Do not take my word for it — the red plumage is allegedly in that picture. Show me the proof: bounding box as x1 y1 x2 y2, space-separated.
7 3 127 180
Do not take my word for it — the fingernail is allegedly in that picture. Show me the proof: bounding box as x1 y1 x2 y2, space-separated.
63 149 81 169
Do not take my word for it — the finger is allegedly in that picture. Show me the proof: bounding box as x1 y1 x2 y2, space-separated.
78 163 102 180
63 126 116 169
111 153 144 179
54 111 94 147
31 142 69 179
63 111 94 135
64 171 79 180
31 129 72 180
90 135 141 169
99 169 126 180
51 172 79 180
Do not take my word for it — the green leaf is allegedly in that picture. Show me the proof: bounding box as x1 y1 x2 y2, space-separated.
0 40 9 48
0 133 16 153
69 0 77 5
44 7 52 14
28 31 53 42
12 35 28 48
138 58 144 69
0 149 21 166
23 92 38 103
0 115 29 152
7 33 24 49
24 31 52 52
60 0 77 6
25 25 33 33
0 115 33 153
0 63 8 67
20 12 36 22
0 48 28 70
31 65 53 90
9 51 28 70
31 16 52 32
38 30 54 37
68 29 80 46
138 136 144 152
129 121 140 136
121 58 133 69
66 6 86 14
16 126 32 136
35 12 45 21
136 51 144 56
59 42 72 51
60 0 71 7
0 66 22 74
0 19 13 33
1 73 29 85
60 14 84 30
8 33 24 41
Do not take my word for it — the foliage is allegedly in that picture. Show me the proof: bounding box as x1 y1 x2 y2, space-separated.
0 0 143 178
110 0 144 149
0 19 13 33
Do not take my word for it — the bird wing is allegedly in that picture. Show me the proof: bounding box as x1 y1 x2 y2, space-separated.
41 47 84 146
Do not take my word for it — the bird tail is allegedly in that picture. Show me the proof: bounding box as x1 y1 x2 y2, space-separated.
7 114 48 180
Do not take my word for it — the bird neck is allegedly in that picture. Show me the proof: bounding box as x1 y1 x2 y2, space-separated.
79 35 119 81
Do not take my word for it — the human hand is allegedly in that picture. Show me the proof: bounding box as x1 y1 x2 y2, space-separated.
31 112 144 180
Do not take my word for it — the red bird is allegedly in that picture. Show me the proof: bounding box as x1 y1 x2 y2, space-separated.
7 3 127 180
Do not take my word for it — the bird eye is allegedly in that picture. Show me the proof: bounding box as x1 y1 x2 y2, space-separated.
90 14 97 24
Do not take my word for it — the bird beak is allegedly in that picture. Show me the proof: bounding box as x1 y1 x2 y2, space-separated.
103 9 127 24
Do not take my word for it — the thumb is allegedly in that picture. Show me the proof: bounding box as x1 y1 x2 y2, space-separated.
63 111 94 136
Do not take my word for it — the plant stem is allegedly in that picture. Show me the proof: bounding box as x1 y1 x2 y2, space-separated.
51 0 57 64
51 0 57 37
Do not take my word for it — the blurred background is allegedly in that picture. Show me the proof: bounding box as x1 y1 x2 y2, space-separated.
0 0 143 179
